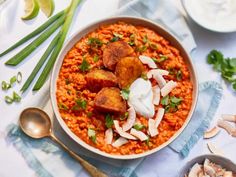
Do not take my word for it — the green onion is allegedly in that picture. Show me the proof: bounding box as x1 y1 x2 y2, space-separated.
10 76 17 85
0 10 65 57
5 96 13 104
2 81 10 90
17 72 22 83
13 91 21 102
88 37 103 47
176 70 182 81
93 55 99 62
33 0 81 91
20 33 61 93
88 128 96 143
58 103 68 110
5 14 66 66
120 112 129 120
143 35 148 44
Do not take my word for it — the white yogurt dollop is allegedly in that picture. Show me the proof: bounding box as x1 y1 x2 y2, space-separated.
128 78 155 118
184 0 236 32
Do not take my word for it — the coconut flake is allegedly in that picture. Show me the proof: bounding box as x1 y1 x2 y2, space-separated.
188 163 202 177
113 120 137 140
122 106 136 132
147 69 169 79
105 128 113 144
222 114 236 123
152 85 160 105
204 126 220 139
139 55 157 69
130 128 148 141
154 108 165 128
161 80 177 97
207 142 224 156
148 119 158 137
152 72 166 88
112 137 128 147
217 120 236 137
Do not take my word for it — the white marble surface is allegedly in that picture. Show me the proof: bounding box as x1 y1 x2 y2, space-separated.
0 0 236 177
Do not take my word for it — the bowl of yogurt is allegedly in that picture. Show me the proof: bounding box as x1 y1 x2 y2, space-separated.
182 0 236 33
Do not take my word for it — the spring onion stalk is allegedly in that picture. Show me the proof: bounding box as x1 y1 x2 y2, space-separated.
0 10 65 57
5 14 66 66
21 33 61 93
33 0 81 91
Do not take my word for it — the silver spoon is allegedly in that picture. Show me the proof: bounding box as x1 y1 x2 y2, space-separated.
19 107 108 177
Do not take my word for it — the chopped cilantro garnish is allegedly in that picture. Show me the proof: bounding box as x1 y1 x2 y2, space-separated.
120 89 130 100
58 103 68 110
133 124 146 131
105 114 114 128
93 55 99 62
87 37 103 48
79 57 90 72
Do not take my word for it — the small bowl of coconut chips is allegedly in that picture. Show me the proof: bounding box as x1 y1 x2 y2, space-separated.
179 154 236 177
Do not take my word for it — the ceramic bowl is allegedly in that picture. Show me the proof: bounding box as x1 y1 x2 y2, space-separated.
50 16 198 159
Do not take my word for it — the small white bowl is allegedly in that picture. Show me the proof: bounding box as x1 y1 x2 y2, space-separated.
182 0 236 33
179 154 236 177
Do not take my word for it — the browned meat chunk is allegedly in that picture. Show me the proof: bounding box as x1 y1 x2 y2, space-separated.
103 41 134 70
85 69 117 92
115 57 144 89
94 87 126 114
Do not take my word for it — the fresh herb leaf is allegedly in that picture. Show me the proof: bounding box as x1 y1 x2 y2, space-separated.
75 99 87 110
207 50 236 90
161 95 169 106
110 37 119 42
176 70 182 81
120 89 130 100
87 37 103 48
58 103 68 110
88 128 96 143
79 57 90 72
105 114 114 128
133 124 145 131
143 35 148 44
93 54 99 62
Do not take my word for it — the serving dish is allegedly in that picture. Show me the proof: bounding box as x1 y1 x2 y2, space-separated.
182 0 236 33
179 154 236 176
50 16 198 159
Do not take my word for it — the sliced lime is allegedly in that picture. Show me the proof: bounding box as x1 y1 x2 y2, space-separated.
21 0 40 20
37 0 55 17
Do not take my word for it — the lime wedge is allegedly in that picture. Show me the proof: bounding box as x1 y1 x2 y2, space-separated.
21 0 40 20
37 0 55 17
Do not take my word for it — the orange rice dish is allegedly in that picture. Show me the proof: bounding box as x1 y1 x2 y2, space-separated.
56 22 193 155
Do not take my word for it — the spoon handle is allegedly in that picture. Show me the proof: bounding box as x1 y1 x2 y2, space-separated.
50 134 108 177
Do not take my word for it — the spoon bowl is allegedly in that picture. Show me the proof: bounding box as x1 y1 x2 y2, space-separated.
19 107 107 177
19 107 51 139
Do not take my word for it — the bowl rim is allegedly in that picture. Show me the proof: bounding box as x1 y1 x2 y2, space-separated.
181 0 236 33
50 16 199 160
179 154 236 176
